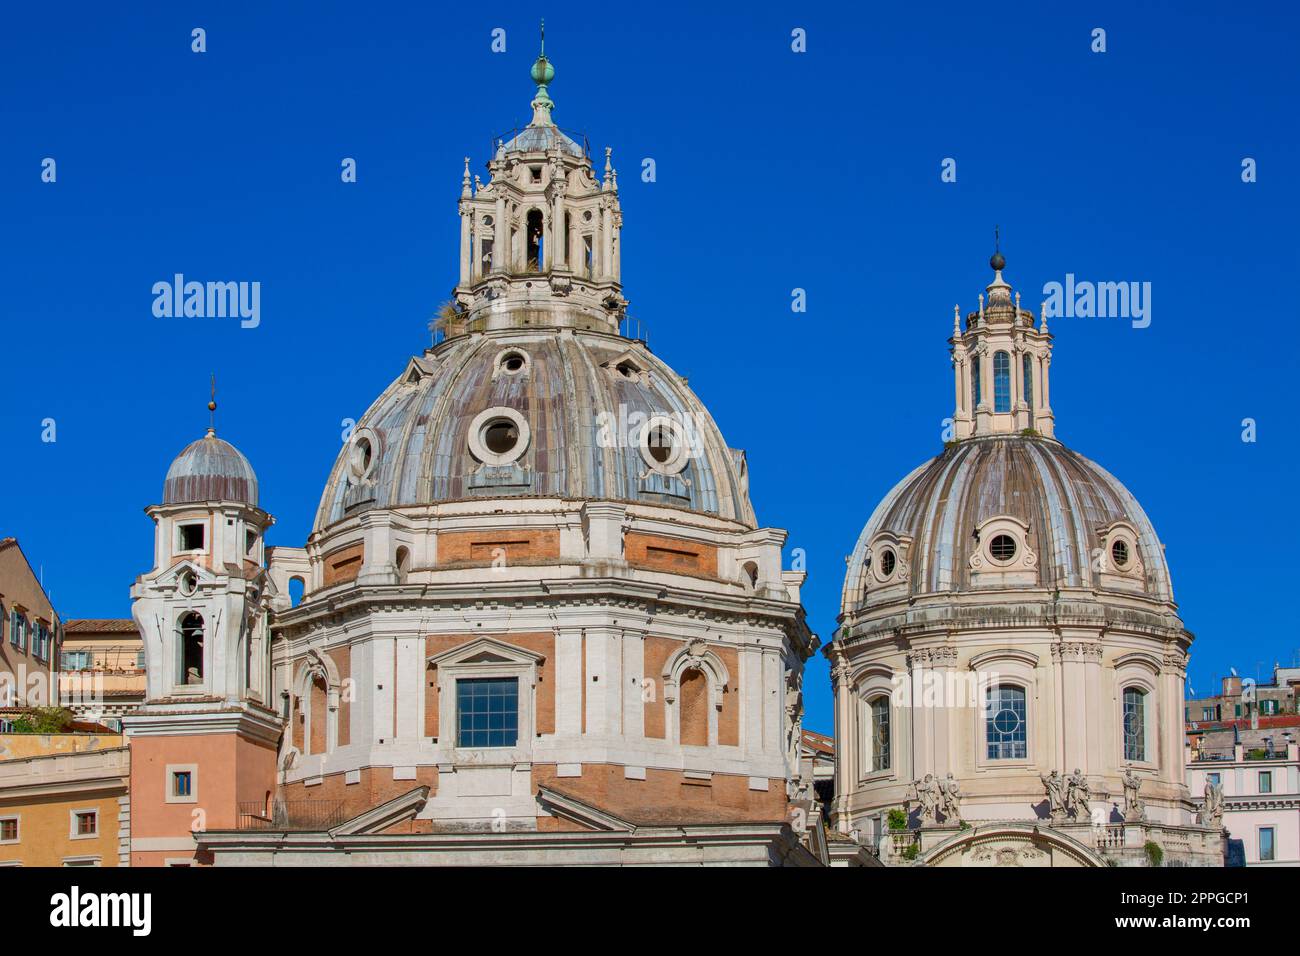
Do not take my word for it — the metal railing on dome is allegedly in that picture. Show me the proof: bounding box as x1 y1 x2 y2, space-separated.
236 798 347 831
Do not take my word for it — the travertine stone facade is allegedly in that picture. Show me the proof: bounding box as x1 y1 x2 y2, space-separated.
829 254 1223 867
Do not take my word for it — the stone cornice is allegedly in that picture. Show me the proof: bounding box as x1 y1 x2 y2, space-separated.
271 576 812 652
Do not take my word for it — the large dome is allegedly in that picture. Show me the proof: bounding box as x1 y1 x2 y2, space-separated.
314 329 755 531
163 431 259 507
841 435 1174 615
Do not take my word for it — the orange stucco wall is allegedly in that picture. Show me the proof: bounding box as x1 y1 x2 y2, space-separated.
128 730 277 866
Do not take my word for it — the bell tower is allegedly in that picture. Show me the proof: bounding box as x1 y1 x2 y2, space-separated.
949 241 1056 441
123 397 281 866
450 26 626 335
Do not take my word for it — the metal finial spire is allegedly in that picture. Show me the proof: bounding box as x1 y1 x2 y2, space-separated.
529 20 556 119
207 374 218 435
990 225 1006 272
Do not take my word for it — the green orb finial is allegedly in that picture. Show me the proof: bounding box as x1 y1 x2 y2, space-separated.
529 19 555 112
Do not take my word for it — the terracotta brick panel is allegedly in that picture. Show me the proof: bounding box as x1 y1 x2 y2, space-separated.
322 542 364 587
716 645 740 747
624 532 718 579
642 637 679 739
436 529 560 566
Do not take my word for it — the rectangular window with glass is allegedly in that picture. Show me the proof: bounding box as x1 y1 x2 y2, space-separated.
1259 827 1275 862
986 685 1027 760
456 677 518 748
1259 771 1272 794
1206 772 1221 788
1123 687 1147 761
870 697 890 772
75 812 96 836
173 771 192 797
0 818 17 843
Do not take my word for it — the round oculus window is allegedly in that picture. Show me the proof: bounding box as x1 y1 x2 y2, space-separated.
1111 539 1130 569
989 534 1018 563
179 570 198 596
638 416 690 475
348 436 374 479
483 419 519 455
467 407 530 466
879 548 896 577
498 349 529 375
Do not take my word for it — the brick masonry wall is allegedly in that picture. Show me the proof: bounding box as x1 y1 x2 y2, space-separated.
624 532 719 579
436 529 561 566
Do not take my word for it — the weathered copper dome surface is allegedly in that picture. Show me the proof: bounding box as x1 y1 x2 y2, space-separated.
842 436 1174 613
163 432 259 506
315 329 755 530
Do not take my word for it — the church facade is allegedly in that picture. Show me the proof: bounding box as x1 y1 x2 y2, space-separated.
112 43 1224 869
122 45 821 867
826 253 1225 867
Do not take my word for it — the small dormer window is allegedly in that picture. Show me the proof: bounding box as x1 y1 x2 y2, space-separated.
1111 539 1130 570
989 534 1018 563
879 548 896 577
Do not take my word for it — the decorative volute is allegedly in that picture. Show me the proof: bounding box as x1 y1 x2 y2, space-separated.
453 27 626 334
949 241 1055 440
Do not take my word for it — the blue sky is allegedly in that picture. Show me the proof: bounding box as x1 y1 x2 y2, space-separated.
2 1 1297 733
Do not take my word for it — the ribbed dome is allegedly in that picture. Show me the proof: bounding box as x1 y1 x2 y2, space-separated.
315 330 755 531
163 431 259 507
842 436 1173 614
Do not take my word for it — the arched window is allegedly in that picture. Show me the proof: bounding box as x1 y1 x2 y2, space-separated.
288 577 305 608
993 351 1011 413
986 684 1026 759
1123 687 1147 761
178 612 204 685
526 209 544 270
869 696 891 771
972 359 981 409
1022 353 1034 426
678 668 708 747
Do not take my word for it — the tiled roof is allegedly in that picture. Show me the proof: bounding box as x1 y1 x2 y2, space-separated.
801 729 835 755
64 619 137 633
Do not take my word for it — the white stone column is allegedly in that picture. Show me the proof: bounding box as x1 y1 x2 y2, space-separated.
741 645 766 757
554 627 582 737
584 627 622 736
600 203 613 280
459 208 471 285
552 190 566 270
621 629 644 739
492 193 507 273
395 635 422 741
368 637 395 745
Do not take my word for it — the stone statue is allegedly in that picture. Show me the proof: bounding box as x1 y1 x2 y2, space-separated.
939 773 963 824
1040 769 1067 822
1065 768 1092 821
913 774 941 825
1198 779 1224 828
1122 767 1146 823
